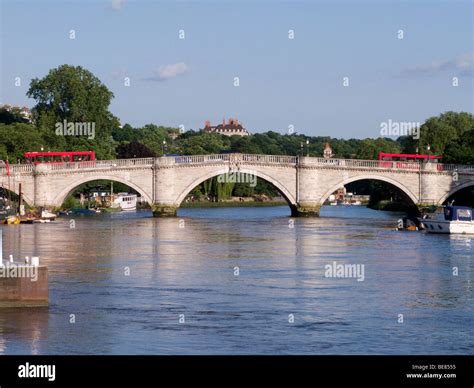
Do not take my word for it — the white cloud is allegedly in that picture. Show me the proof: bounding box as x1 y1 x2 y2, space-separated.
111 0 125 11
455 53 474 72
147 62 188 81
399 53 474 77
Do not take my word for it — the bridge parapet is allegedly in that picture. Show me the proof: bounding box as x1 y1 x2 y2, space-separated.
156 153 298 166
46 158 154 171
2 155 473 175
299 156 474 174
0 164 35 175
438 164 474 173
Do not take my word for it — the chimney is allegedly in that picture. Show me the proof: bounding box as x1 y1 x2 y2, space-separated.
205 120 211 128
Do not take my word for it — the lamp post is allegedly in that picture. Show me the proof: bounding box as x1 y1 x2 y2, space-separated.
300 142 304 156
162 140 167 156
306 140 309 157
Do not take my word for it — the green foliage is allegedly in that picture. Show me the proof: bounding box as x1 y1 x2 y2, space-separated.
190 176 279 201
443 130 474 164
179 132 230 155
62 195 79 209
116 141 157 158
27 64 120 159
112 124 137 143
399 111 474 161
356 138 401 160
0 123 44 161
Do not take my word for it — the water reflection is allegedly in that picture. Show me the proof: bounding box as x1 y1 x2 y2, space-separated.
0 308 48 355
0 206 472 354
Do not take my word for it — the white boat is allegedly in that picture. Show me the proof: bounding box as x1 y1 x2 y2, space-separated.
420 206 474 234
41 209 56 221
112 193 137 211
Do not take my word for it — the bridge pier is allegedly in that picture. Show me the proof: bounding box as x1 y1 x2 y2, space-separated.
152 204 177 217
292 203 321 217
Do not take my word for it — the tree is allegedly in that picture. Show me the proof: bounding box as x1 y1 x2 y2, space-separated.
443 130 474 164
116 141 157 159
0 123 43 162
179 133 230 155
113 123 138 142
399 111 474 157
27 64 120 159
355 138 400 160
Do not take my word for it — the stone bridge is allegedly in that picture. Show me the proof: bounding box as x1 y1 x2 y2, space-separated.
1 154 473 216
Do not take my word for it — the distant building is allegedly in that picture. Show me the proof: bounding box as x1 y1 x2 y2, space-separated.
203 118 250 137
169 132 179 140
0 104 33 123
323 142 334 159
335 187 346 201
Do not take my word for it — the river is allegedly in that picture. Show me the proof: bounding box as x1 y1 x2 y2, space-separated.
0 206 472 354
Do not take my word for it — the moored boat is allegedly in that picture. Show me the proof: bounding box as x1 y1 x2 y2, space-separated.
420 206 474 234
4 215 20 225
41 209 57 221
112 193 137 211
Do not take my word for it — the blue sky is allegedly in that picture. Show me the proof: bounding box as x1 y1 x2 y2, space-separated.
1 0 472 138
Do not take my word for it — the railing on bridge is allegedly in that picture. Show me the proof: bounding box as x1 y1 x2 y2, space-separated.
157 154 298 165
437 163 474 173
0 164 35 177
45 158 155 170
300 157 474 173
1 154 474 175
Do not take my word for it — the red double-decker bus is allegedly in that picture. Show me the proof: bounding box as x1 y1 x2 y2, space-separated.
24 151 95 164
379 153 442 163
378 153 443 170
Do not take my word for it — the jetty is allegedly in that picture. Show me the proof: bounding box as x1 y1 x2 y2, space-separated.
0 230 48 307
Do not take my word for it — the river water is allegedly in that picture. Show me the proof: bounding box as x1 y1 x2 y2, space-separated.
0 206 472 354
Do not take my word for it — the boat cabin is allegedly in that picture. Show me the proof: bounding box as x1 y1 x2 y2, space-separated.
444 206 473 222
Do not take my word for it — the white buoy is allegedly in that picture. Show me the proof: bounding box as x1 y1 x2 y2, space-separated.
31 257 39 267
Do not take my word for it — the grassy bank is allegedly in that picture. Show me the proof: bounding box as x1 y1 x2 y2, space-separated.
180 201 287 208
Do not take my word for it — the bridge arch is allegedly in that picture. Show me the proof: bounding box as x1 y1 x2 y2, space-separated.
52 174 153 207
319 174 419 206
438 181 474 205
175 167 297 209
0 186 33 207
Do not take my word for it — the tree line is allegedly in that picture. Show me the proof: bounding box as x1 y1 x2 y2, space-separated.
1 65 472 165
1 65 473 205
